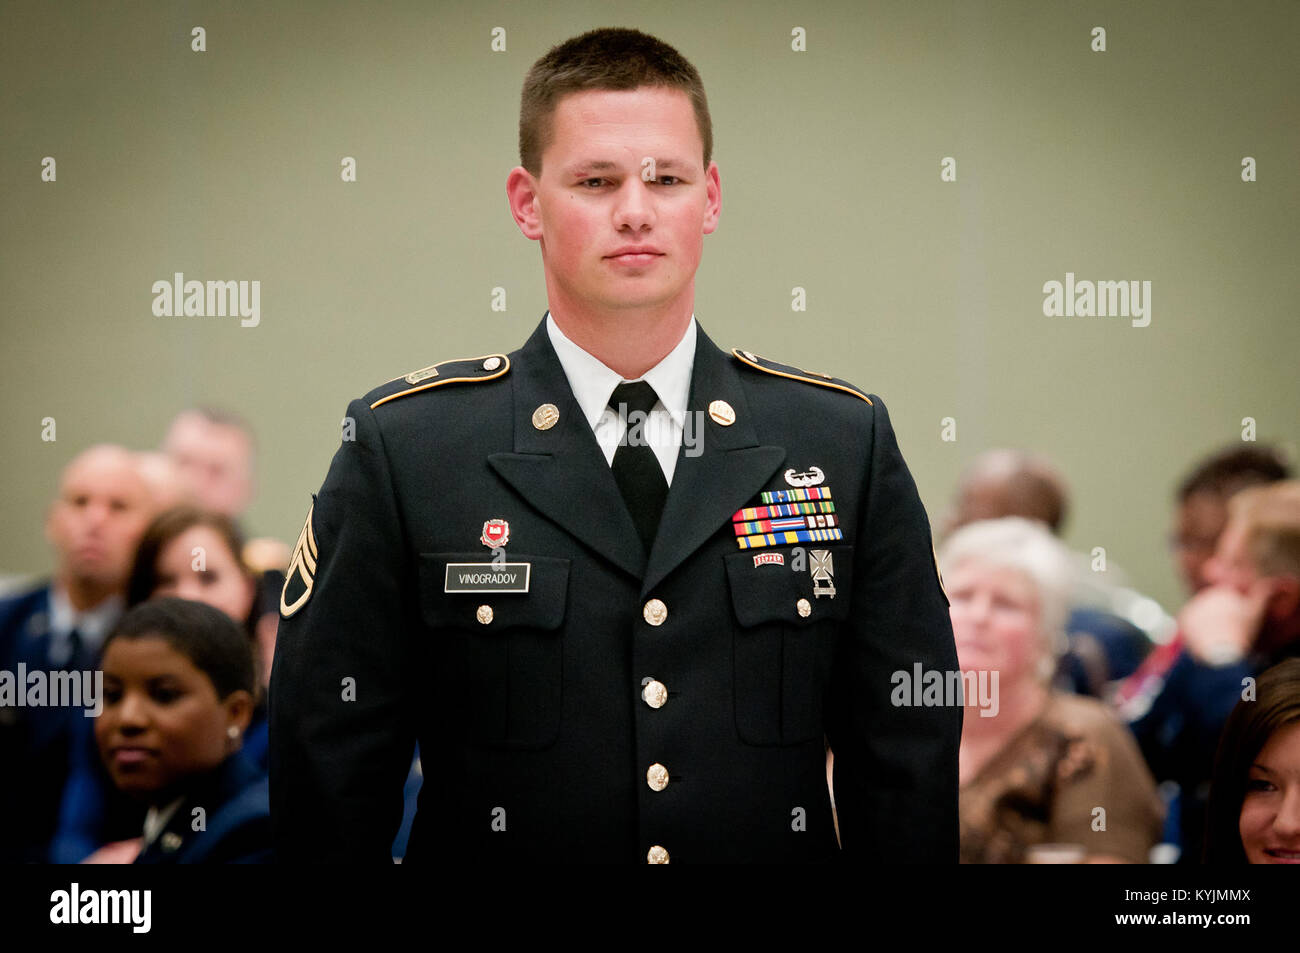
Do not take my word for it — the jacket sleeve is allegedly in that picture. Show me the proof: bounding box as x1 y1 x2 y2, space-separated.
826 395 962 861
269 398 418 862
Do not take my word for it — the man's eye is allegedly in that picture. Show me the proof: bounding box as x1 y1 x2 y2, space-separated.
658 176 679 185
581 178 605 188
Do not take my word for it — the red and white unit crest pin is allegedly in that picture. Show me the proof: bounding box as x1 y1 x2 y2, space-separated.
480 519 510 548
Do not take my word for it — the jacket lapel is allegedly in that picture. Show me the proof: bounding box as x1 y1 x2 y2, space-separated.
488 320 647 580
641 327 786 596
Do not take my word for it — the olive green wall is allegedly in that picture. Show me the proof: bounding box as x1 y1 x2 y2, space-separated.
2 0 1296 615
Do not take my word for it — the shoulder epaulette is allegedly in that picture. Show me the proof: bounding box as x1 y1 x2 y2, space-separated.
369 354 510 409
730 348 872 405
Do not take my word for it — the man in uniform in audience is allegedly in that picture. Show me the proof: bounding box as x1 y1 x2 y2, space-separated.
0 444 154 861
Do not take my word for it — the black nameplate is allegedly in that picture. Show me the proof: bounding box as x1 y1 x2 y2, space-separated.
444 562 531 593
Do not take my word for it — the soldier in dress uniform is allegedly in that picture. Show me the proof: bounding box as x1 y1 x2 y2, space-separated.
269 27 960 863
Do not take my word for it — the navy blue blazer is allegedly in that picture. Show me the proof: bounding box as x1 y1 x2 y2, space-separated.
134 750 271 864
0 583 95 862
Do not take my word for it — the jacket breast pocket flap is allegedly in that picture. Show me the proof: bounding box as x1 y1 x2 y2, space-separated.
418 554 569 632
418 553 570 749
724 545 852 746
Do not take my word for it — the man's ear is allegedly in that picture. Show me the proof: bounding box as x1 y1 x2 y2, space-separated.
702 160 721 235
506 166 544 240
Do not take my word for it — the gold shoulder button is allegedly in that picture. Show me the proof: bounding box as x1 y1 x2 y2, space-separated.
730 348 872 405
370 354 510 410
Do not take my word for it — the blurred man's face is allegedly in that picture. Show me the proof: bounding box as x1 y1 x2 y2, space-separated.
1173 491 1228 593
45 448 153 591
163 414 253 517
521 86 719 319
1202 518 1259 595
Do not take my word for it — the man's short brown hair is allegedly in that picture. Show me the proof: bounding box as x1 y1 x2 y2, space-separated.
519 28 712 177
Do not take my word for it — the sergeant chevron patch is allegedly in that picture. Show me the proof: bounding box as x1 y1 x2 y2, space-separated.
280 500 318 617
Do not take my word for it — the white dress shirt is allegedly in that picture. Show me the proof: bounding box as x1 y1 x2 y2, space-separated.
46 584 122 667
546 312 697 485
142 796 185 848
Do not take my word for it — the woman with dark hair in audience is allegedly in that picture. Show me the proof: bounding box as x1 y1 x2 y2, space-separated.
51 506 270 862
127 506 271 702
94 597 269 863
1204 658 1300 863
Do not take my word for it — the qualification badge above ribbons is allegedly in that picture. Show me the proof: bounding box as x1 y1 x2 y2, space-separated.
731 480 844 550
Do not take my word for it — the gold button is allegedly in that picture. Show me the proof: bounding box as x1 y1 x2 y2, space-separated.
646 763 670 792
796 598 811 618
708 399 736 426
476 604 494 625
642 679 668 709
532 403 559 430
647 844 670 864
643 598 667 626
482 356 502 371
160 831 183 852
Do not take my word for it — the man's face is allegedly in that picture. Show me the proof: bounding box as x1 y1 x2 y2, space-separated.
163 413 253 518
45 448 154 590
513 87 720 319
1172 491 1228 593
1203 518 1260 595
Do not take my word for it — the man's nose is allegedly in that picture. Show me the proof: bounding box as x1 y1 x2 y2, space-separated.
613 177 655 230
1202 552 1226 586
81 499 111 533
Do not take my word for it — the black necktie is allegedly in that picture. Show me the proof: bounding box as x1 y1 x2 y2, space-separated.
61 627 83 671
609 381 669 553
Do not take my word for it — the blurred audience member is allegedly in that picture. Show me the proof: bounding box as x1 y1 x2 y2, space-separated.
159 407 285 681
134 451 190 514
94 598 269 863
942 449 1071 537
54 506 272 862
1205 658 1300 863
1170 445 1291 595
162 409 256 519
942 518 1164 863
943 450 1162 698
1124 480 1300 863
128 507 266 686
0 445 154 862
